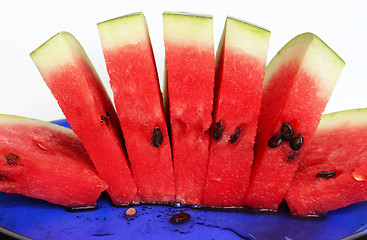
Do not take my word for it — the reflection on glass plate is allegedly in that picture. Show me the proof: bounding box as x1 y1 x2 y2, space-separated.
0 119 366 240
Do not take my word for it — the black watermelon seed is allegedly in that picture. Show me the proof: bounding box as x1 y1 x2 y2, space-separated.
151 127 163 147
171 212 190 223
5 153 19 165
0 174 12 181
290 135 303 150
100 115 109 126
281 123 294 141
229 127 241 144
287 152 298 162
105 110 110 118
316 171 336 179
213 121 223 141
268 136 282 148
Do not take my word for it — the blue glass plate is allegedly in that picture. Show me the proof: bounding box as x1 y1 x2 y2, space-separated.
0 119 366 240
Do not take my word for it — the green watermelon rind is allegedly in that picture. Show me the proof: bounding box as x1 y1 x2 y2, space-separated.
264 32 345 98
30 32 109 96
97 12 149 50
226 16 270 38
318 108 367 130
163 12 214 46
99 12 142 24
31 32 87 70
219 16 270 64
0 114 74 135
163 11 213 20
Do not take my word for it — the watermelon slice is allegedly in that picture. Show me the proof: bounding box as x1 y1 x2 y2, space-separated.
30 32 139 205
245 33 345 211
202 17 270 207
163 12 215 205
0 115 107 207
97 13 175 203
286 109 367 216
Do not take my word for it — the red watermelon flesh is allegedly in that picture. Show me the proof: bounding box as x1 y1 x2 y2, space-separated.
286 109 367 216
30 32 139 205
98 13 175 203
0 115 107 207
163 12 215 205
202 17 270 207
245 33 345 211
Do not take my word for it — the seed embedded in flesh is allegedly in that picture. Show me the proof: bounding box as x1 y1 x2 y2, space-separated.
5 153 20 165
229 127 241 144
281 123 294 141
287 152 298 162
268 136 282 148
100 115 109 126
0 174 12 181
171 211 190 223
316 171 336 179
213 121 223 141
290 135 303 150
105 110 110 119
151 127 163 147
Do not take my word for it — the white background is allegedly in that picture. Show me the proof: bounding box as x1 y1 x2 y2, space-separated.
0 0 366 121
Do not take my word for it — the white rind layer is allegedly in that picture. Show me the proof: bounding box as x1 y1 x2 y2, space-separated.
30 32 87 74
97 12 149 50
163 12 214 47
264 33 345 99
225 17 270 62
318 108 367 130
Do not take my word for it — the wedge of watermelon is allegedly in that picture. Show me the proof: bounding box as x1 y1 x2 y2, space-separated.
97 13 175 203
286 109 367 216
245 33 345 211
202 17 270 207
30 32 139 205
163 12 215 205
0 115 107 207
